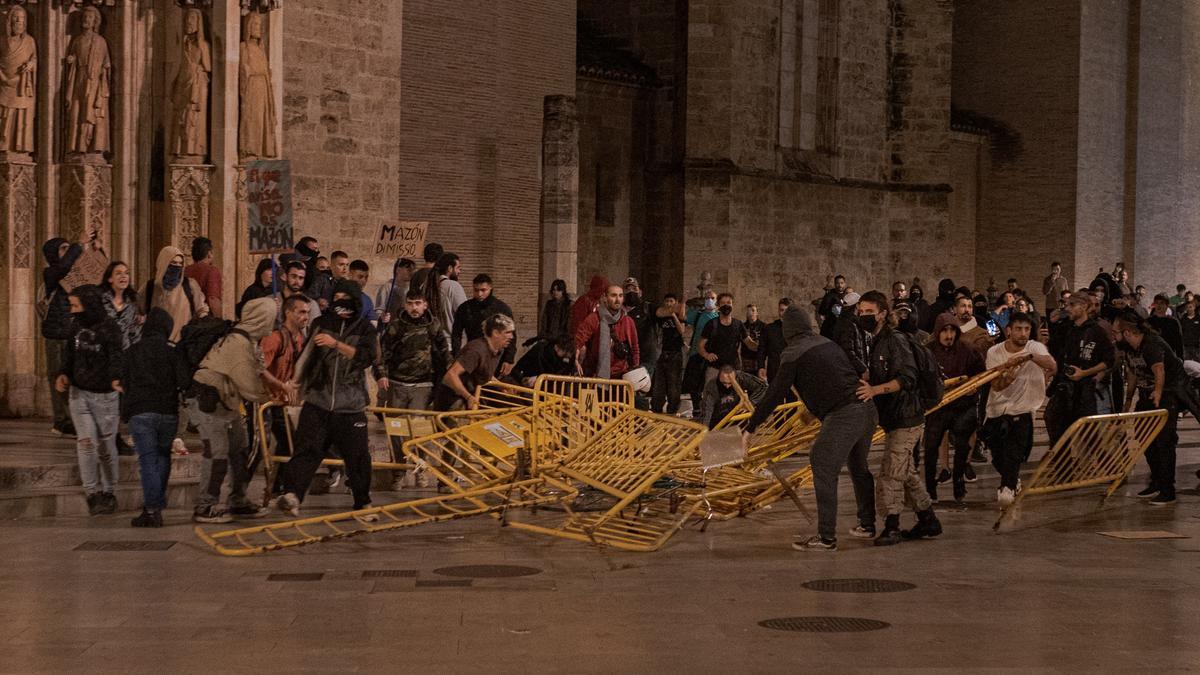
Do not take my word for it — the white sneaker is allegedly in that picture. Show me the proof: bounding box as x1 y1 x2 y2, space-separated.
390 476 406 492
357 504 380 523
996 487 1015 507
847 525 876 539
276 492 300 518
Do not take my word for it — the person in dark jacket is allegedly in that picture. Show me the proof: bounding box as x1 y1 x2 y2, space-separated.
1044 293 1116 447
55 284 124 516
539 279 571 342
121 308 191 527
744 307 876 551
856 290 941 546
42 237 84 435
235 257 276 318
817 274 847 337
926 278 958 330
1148 294 1185 357
451 273 516 374
1179 300 1200 362
512 334 575 386
831 292 872 376
910 284 933 334
923 313 985 504
756 298 792 383
699 364 765 429
278 280 381 518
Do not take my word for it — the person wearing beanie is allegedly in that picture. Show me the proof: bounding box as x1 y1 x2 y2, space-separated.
744 307 876 552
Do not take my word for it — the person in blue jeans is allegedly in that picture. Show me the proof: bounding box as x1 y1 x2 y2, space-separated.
120 308 191 527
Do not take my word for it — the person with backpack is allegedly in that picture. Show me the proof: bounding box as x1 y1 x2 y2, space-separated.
277 280 381 518
141 245 209 343
55 284 124 515
188 296 276 523
41 237 85 436
121 308 191 527
855 291 942 546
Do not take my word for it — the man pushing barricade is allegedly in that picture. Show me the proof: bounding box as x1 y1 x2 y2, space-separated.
743 307 877 552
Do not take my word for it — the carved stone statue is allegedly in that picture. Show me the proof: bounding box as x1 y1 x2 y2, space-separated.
64 6 111 158
171 8 211 161
238 12 276 161
0 6 35 157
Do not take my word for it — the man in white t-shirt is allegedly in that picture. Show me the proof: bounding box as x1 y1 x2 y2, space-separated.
982 312 1057 506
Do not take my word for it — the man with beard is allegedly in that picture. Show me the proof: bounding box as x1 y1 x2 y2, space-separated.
924 313 985 504
1044 293 1115 447
451 274 516 376
981 313 1057 506
575 284 640 380
817 274 848 336
280 260 320 328
756 298 792 383
277 280 381 518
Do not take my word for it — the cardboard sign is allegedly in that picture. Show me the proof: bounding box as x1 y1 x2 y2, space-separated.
245 159 294 254
375 221 428 259
60 249 110 292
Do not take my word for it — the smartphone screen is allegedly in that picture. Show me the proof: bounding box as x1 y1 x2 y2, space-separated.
986 320 1000 337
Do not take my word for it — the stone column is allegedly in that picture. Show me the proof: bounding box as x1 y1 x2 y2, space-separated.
58 161 112 246
0 160 37 416
211 0 241 314
167 164 214 258
539 95 579 295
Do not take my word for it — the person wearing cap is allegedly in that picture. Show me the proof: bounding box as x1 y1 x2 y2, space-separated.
1043 291 1115 447
893 300 929 344
830 291 871 376
743 307 876 551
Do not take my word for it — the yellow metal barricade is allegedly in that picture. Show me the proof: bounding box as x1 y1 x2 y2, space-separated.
529 374 634 466
402 409 534 491
995 409 1167 531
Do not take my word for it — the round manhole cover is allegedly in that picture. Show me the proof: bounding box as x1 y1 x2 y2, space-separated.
802 578 915 593
758 616 890 633
433 565 542 578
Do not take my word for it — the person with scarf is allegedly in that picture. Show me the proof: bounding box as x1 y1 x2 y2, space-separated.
540 279 571 342
41 237 84 435
141 245 208 343
55 284 124 516
277 280 381 518
569 274 609 335
574 284 639 379
744 307 877 551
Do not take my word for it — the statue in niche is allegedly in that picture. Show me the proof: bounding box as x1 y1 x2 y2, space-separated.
0 5 35 158
171 7 210 161
64 5 111 158
238 11 276 161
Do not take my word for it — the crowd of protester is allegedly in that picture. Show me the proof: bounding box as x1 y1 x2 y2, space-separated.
41 237 1200 550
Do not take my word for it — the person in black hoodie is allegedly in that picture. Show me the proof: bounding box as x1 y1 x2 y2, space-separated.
236 257 276 318
512 333 575 386
744 307 876 552
121 308 191 527
856 291 941 546
41 237 84 435
55 284 124 515
450 273 517 374
277 279 381 518
925 278 958 331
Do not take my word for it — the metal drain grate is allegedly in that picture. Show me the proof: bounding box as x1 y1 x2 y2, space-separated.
802 578 915 593
75 540 176 551
758 616 890 633
267 573 324 582
362 570 418 578
433 565 542 579
415 578 472 588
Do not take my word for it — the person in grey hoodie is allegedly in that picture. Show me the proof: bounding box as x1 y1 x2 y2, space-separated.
744 307 877 552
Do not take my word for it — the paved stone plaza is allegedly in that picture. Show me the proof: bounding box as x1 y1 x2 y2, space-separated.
2 419 1199 672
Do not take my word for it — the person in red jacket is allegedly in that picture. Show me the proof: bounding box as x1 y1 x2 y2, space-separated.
569 274 609 335
575 284 639 379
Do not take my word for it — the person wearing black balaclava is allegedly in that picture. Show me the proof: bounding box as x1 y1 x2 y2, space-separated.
277 279 381 519
280 236 321 292
41 237 84 435
55 284 124 516
927 278 957 325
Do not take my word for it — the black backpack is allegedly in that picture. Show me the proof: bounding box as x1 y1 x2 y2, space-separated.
903 333 946 411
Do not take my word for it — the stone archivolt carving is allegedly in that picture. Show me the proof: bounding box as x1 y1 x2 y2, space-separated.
168 165 211 256
171 7 210 162
61 163 110 243
238 11 276 161
0 6 35 158
64 5 111 160
5 161 35 268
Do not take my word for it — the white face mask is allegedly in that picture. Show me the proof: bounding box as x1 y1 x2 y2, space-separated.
704 298 716 310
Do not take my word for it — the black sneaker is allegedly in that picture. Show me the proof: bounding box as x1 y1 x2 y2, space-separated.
969 443 988 464
936 469 951 484
96 492 117 514
130 510 163 528
86 493 102 516
193 505 234 524
902 509 943 540
953 480 966 503
1136 485 1160 499
1149 491 1177 506
963 465 977 483
792 536 837 551
874 516 903 547
229 504 269 519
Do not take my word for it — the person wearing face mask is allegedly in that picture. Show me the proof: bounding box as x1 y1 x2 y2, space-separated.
277 280 382 518
698 292 749 387
909 284 932 333
892 301 928 344
55 284 124 516
817 274 848 334
682 289 719 415
1115 310 1200 506
623 277 659 382
855 291 942 546
279 236 321 292
830 292 871 376
141 245 209 343
575 284 640 380
41 237 85 435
